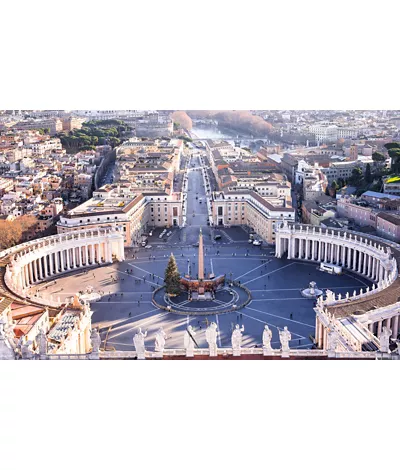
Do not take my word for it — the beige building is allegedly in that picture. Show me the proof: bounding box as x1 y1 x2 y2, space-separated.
212 190 295 243
57 186 183 246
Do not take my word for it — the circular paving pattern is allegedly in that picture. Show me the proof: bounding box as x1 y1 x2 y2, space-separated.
152 284 251 315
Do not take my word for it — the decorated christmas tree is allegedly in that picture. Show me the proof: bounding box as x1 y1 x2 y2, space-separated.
164 253 181 296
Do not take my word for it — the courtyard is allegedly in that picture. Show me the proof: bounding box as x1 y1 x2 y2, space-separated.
33 234 372 352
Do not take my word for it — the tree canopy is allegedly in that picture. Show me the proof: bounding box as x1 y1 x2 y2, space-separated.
0 215 38 250
372 151 386 164
171 111 193 130
57 121 129 152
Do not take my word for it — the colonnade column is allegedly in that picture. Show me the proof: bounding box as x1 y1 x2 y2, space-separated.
78 246 82 267
39 257 43 279
358 251 363 273
377 320 383 338
28 262 33 284
392 316 399 339
33 260 38 282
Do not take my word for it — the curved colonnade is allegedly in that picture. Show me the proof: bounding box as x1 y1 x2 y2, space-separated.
275 222 400 353
2 228 125 307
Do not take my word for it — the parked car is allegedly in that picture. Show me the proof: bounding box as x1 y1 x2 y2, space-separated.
214 235 222 240
253 240 261 246
145 245 152 249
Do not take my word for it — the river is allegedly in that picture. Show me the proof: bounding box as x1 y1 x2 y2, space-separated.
191 125 276 151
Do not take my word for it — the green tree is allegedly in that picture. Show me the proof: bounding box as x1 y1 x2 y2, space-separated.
331 180 339 191
384 142 400 151
372 152 386 165
164 254 181 296
337 178 345 189
365 163 373 184
349 167 363 186
388 148 400 173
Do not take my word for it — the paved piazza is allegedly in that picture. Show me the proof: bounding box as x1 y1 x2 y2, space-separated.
32 231 372 352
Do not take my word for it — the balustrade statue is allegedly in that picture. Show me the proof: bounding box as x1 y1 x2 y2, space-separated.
155 327 167 354
133 327 147 360
262 325 273 353
184 325 197 357
231 324 244 356
279 327 291 357
205 322 218 357
379 326 392 353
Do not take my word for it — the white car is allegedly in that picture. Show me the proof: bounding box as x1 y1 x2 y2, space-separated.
145 245 152 249
167 231 172 237
253 240 261 246
248 239 253 244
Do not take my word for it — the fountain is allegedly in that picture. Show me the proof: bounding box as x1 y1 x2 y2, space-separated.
301 281 323 299
79 285 102 303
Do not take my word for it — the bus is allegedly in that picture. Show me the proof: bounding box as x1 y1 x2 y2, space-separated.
319 262 342 275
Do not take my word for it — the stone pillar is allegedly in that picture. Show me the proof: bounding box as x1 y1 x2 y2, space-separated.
379 264 384 282
72 247 76 268
377 320 383 338
78 246 82 267
21 267 26 288
362 254 368 276
346 247 351 269
56 251 60 273
38 257 43 279
44 255 49 278
358 251 363 273
318 241 322 262
392 316 399 339
368 322 374 333
33 260 38 282
91 244 95 264
318 321 323 349
28 262 33 284
286 237 291 260
49 253 54 275
59 250 64 272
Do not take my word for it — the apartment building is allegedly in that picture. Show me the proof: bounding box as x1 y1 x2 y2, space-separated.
57 185 183 246
211 190 295 243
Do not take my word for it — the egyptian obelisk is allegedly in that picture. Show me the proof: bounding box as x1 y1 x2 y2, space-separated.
198 228 204 281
